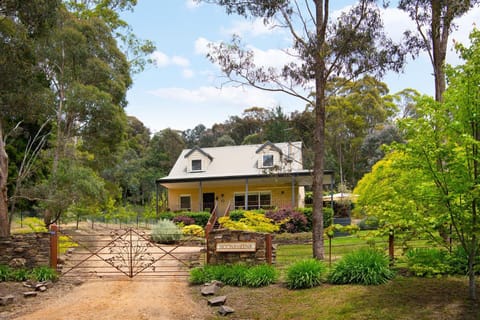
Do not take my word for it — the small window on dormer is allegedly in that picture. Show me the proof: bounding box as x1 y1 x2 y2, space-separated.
191 159 202 171
263 154 274 167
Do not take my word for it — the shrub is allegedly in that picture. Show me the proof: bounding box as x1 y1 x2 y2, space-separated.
405 248 452 277
0 265 10 281
151 219 182 244
357 216 380 230
245 264 278 287
185 212 211 227
158 212 175 221
450 246 480 275
219 211 279 233
11 268 30 281
228 210 246 221
30 266 58 282
182 224 205 237
285 259 326 289
189 263 277 287
266 208 308 233
328 248 394 285
173 215 195 226
298 207 333 230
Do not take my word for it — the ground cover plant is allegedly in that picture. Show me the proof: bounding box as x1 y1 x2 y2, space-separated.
328 248 395 285
285 258 326 289
189 263 277 287
0 265 57 282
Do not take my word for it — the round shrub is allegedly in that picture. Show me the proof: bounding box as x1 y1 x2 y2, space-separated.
266 208 308 233
182 224 205 237
245 264 278 287
328 248 394 285
151 219 182 244
285 259 326 289
228 210 246 221
185 212 211 227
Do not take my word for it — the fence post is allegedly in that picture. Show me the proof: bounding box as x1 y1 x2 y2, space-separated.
388 229 395 266
265 234 272 265
50 224 58 269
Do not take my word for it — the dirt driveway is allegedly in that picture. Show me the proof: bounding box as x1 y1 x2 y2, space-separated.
10 278 211 320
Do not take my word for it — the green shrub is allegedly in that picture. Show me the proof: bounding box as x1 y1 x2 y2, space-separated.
30 266 58 282
228 210 246 221
189 263 277 287
285 259 326 289
245 264 278 287
185 212 211 227
158 212 175 221
405 248 452 277
0 265 10 281
219 211 279 233
449 245 480 275
298 207 334 230
151 219 182 244
328 248 394 285
11 268 30 281
357 216 380 230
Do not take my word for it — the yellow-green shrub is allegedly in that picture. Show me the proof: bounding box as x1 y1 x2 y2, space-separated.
182 224 205 237
219 211 279 233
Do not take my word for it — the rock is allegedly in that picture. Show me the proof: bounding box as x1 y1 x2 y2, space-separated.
36 286 47 292
0 295 14 306
9 258 27 268
66 248 74 255
72 278 84 286
208 295 227 306
201 284 219 296
23 291 37 298
218 305 235 316
210 280 224 288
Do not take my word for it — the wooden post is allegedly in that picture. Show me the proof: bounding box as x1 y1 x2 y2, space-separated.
49 224 58 269
265 234 273 264
388 229 395 266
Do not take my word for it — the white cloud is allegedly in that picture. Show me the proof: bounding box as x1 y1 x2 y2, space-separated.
194 37 211 55
185 0 200 10
183 69 194 78
172 56 190 67
222 18 279 37
151 51 191 68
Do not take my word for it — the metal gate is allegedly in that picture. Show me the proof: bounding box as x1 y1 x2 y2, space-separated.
55 227 204 279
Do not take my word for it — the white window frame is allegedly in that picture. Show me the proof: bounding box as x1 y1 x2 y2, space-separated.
191 159 202 171
234 191 271 209
262 154 274 168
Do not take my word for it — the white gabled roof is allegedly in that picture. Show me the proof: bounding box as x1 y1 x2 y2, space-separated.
159 141 306 182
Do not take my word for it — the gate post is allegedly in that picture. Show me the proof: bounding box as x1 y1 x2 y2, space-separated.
50 224 58 269
265 234 272 265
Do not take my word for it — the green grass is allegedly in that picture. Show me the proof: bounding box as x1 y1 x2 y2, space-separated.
193 276 480 320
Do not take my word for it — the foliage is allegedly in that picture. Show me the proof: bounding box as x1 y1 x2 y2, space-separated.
0 265 57 282
189 263 277 287
449 246 480 276
324 224 360 238
265 208 308 233
285 259 326 290
58 235 78 255
158 212 175 221
219 211 279 233
182 224 205 237
172 215 195 226
404 248 453 277
328 248 394 285
150 219 182 244
228 210 246 221
298 207 333 230
22 217 47 233
357 216 380 230
184 212 211 227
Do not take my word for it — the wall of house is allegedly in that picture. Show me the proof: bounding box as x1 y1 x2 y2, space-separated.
167 184 303 214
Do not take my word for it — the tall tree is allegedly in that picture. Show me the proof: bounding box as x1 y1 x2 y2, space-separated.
201 0 404 259
399 0 480 102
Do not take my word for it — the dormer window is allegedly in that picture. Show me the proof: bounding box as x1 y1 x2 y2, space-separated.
191 159 202 171
262 154 274 167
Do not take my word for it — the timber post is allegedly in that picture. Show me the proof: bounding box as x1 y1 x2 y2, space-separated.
50 224 58 269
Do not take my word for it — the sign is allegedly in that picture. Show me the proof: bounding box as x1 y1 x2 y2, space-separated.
216 242 256 252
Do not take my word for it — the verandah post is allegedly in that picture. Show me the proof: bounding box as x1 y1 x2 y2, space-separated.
50 224 58 269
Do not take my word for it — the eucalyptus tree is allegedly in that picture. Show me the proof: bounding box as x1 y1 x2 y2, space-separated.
200 0 405 259
399 0 480 102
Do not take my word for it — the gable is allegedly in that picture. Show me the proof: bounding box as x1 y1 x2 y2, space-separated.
184 147 213 172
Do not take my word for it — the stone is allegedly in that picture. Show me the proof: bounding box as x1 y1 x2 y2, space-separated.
36 285 47 292
23 291 37 298
9 258 27 268
72 278 84 286
201 284 219 296
210 280 224 288
207 295 227 306
0 295 14 306
218 305 235 316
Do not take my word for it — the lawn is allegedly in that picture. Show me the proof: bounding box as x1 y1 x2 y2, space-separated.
193 276 480 320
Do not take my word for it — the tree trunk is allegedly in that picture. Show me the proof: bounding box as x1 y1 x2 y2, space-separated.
0 125 10 237
312 0 328 260
431 0 448 102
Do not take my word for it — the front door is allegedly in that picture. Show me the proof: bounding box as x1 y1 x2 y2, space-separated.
203 192 215 212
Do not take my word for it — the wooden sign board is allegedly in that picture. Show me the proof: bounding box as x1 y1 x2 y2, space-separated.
216 242 256 252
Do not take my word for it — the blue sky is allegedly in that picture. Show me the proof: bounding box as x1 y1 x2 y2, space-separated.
121 0 480 133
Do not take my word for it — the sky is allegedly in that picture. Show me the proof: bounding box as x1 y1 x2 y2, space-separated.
121 0 480 134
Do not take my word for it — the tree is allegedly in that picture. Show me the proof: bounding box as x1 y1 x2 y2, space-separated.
399 0 480 102
201 0 404 259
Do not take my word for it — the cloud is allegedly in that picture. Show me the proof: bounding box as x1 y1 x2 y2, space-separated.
195 37 211 55
221 18 279 37
151 51 190 68
185 0 200 10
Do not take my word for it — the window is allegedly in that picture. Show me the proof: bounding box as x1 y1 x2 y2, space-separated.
191 159 202 171
234 192 271 209
180 195 191 211
262 154 274 167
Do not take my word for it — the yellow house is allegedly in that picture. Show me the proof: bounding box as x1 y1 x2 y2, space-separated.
156 141 333 216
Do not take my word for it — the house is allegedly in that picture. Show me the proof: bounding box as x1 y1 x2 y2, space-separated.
156 141 334 216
